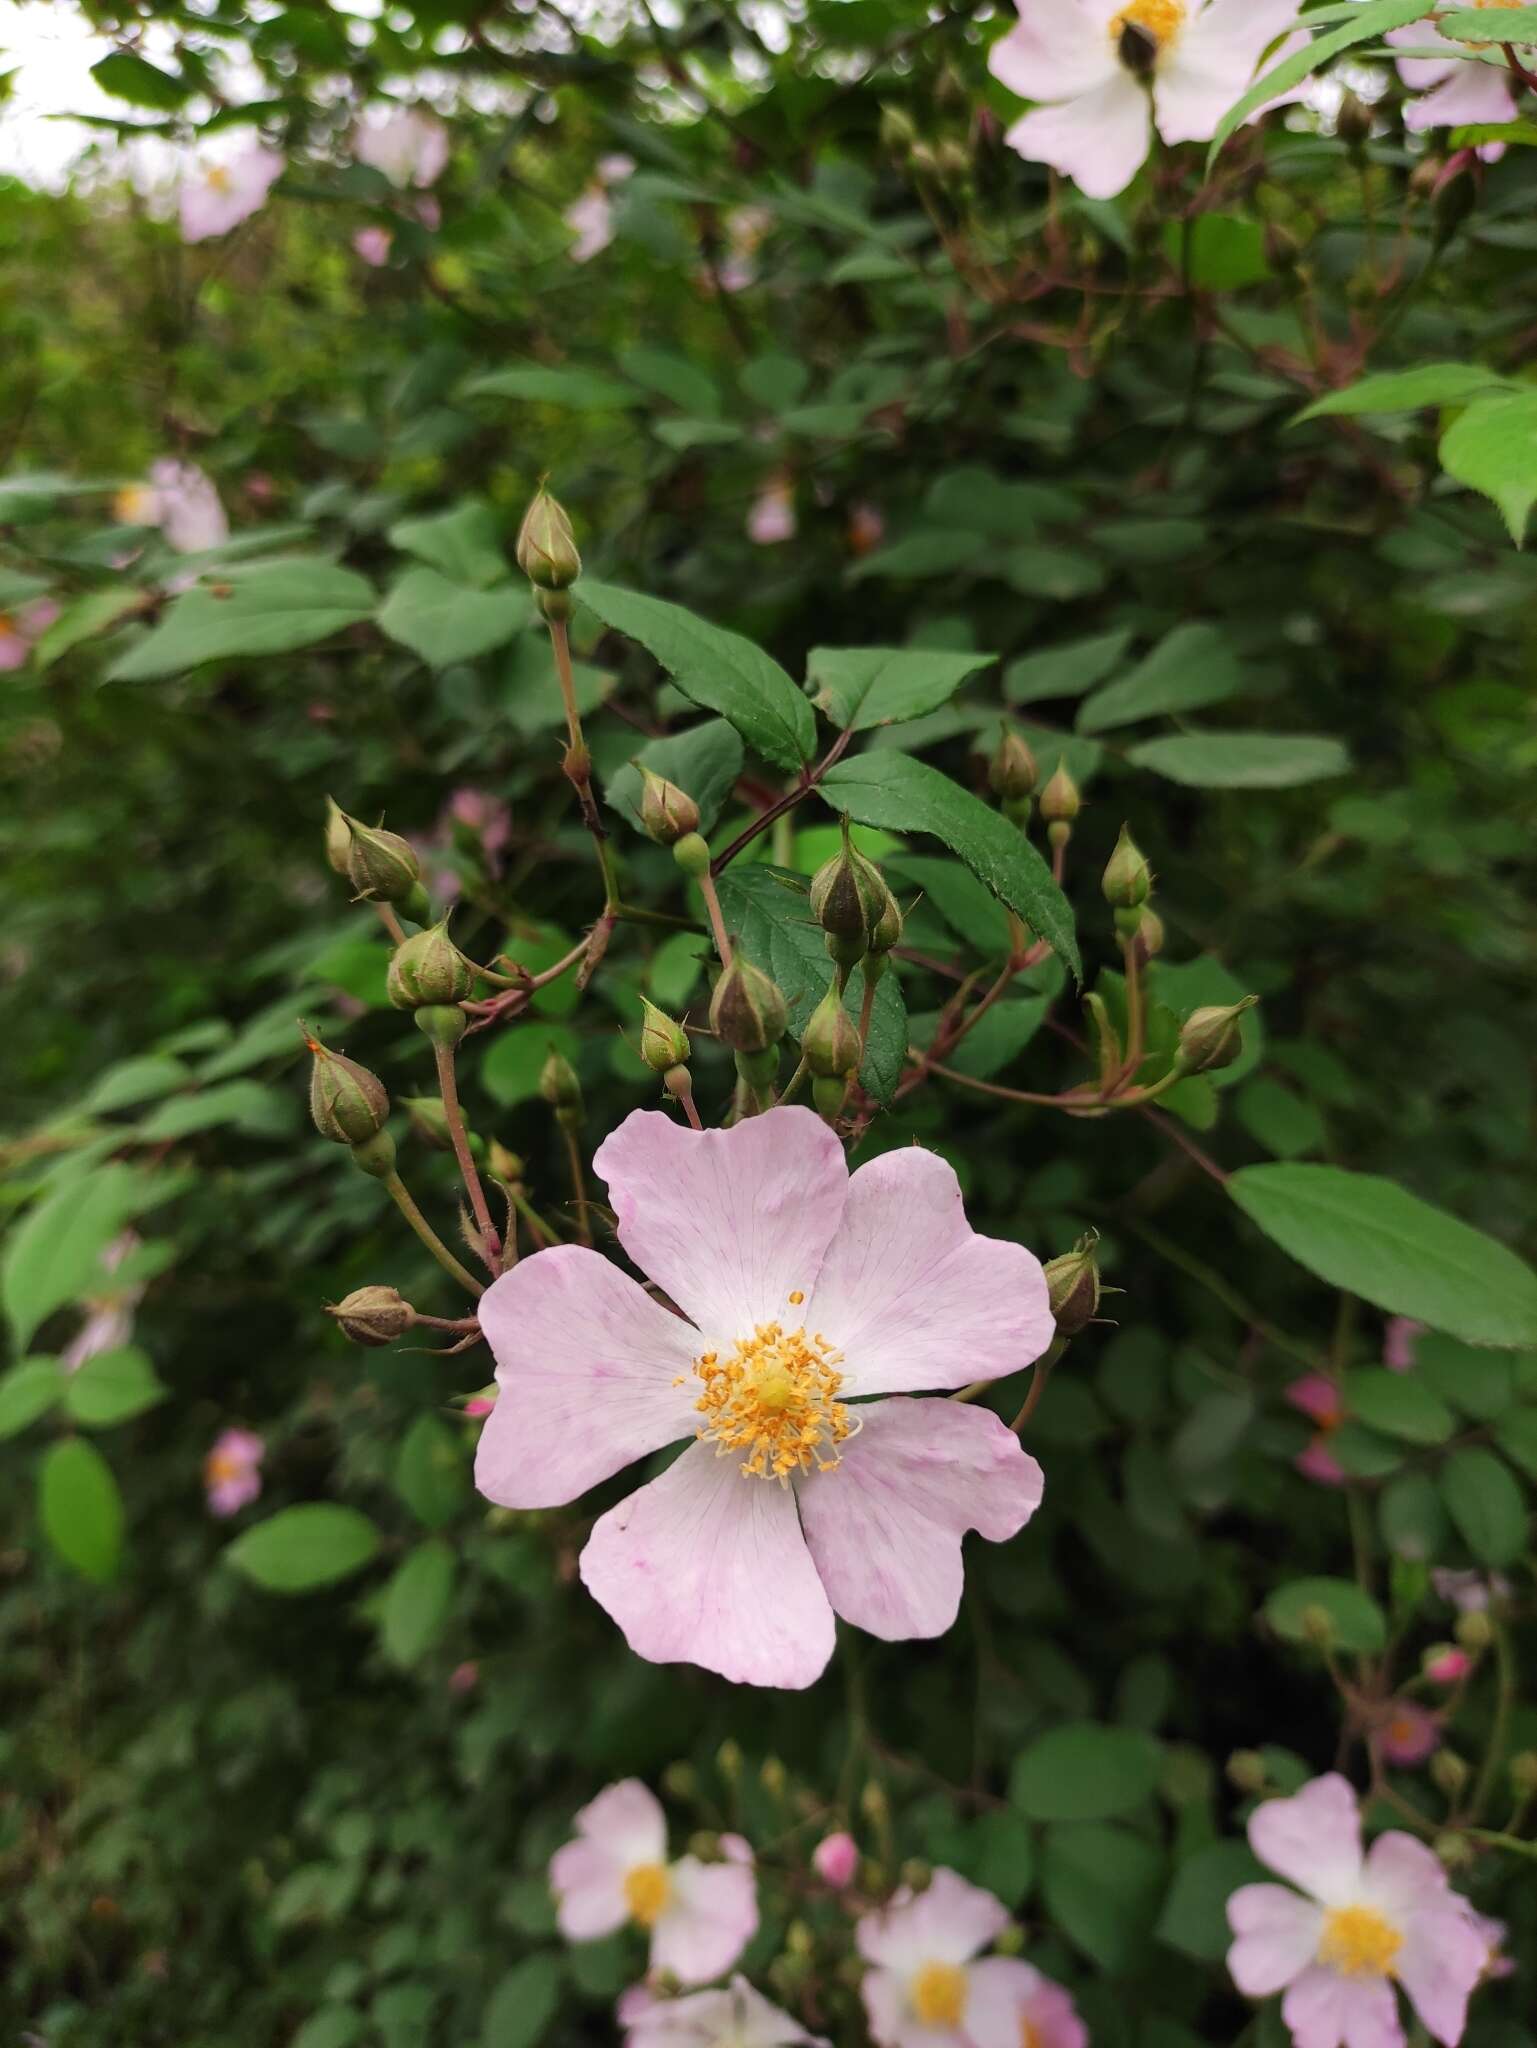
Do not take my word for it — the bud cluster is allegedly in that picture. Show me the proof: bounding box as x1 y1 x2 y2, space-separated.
808 825 903 978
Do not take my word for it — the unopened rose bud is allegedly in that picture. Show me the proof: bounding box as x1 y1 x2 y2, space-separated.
516 485 581 590
989 725 1037 805
342 814 422 907
1429 1750 1470 1799
1227 1750 1268 1795
387 920 476 1009
898 1859 931 1892
710 956 787 1055
1177 997 1257 1075
859 1781 887 1825
401 1095 453 1148
1134 906 1165 961
716 1739 742 1781
802 984 861 1081
306 1029 389 1145
1434 1832 1473 1872
1040 759 1080 849
639 998 691 1075
1510 1751 1537 1797
994 1926 1025 1957
636 766 700 847
1102 824 1152 911
879 104 917 154
662 1762 698 1802
1422 1644 1471 1686
539 1047 583 1125
327 1284 417 1347
487 1140 523 1185
323 796 352 877
864 887 904 985
672 831 711 879
810 832 891 969
1455 1609 1495 1652
1043 1231 1101 1337
812 1832 859 1890
761 1756 787 1796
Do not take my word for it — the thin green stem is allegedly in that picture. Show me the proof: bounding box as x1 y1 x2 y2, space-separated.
1471 1621 1518 1823
433 1041 499 1268
1126 1217 1321 1370
776 1054 809 1107
697 868 733 969
561 1123 592 1246
382 1172 484 1296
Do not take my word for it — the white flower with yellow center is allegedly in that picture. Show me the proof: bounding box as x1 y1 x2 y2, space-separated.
1227 1773 1489 2048
178 143 284 244
988 0 1308 200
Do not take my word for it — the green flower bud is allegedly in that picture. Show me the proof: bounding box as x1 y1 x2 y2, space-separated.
326 1285 417 1347
487 1139 524 1185
387 920 476 1010
516 485 581 590
802 984 861 1082
306 1029 390 1145
1226 1750 1268 1795
1102 824 1152 910
415 1003 468 1050
1434 1832 1474 1872
672 831 712 879
810 829 896 970
401 1095 453 1148
1509 1751 1537 1797
539 1046 583 1124
1455 1610 1494 1652
636 766 700 848
709 957 787 1056
812 1074 847 1117
348 1128 398 1180
342 813 422 906
1176 996 1257 1076
323 796 352 877
716 1739 743 1781
1429 1750 1470 1800
1039 759 1081 825
989 726 1037 804
1042 1231 1101 1337
639 999 691 1075
1134 907 1165 961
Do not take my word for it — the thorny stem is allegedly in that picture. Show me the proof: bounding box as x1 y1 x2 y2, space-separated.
433 1040 499 1269
382 1171 484 1296
561 1123 592 1246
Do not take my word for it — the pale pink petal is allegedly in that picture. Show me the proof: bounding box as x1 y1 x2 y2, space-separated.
1388 23 1456 94
1297 1438 1347 1487
861 1967 936 2048
580 1441 836 1689
1287 1374 1344 1425
1226 1883 1326 1997
1004 71 1152 200
1382 1316 1424 1373
475 1246 701 1509
1247 1776 1364 1905
618 1982 660 2028
1282 1967 1403 2048
179 146 283 243
965 1957 1091 2048
1156 17 1310 148
0 631 27 670
798 1400 1043 1641
593 1107 849 1342
354 109 449 188
805 1147 1052 1397
550 1836 631 1940
1393 1905 1487 2047
855 1866 1009 1970
630 1976 826 2048
566 187 615 262
574 1777 670 1865
651 1857 759 1986
719 1832 754 1866
1019 1974 1089 2048
353 226 393 266
987 7 1122 105
1402 62 1517 137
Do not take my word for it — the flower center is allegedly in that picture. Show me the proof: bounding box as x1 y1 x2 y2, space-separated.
1022 2025 1042 2048
1110 0 1186 55
206 166 233 192
689 1294 850 1483
1317 1905 1403 1978
622 1861 671 1927
206 1452 243 1483
912 1961 969 2028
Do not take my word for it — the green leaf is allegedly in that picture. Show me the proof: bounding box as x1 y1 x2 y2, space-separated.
1414 1333 1516 1419
83 1054 190 1114
819 753 1080 977
1235 1076 1326 1158
481 1021 579 1111
380 1539 457 1666
64 1346 168 1429
108 560 375 682
848 531 977 582
395 1413 470 1530
463 364 641 409
1441 6 1537 40
40 1438 124 1583
1266 1576 1387 1653
714 866 907 1103
1005 629 1132 706
1158 1841 1266 1961
377 567 531 667
884 854 1014 957
482 1956 562 2048
1342 1368 1456 1446
387 501 508 589
1040 1823 1166 1975
577 580 815 772
291 2010 365 2048
90 50 190 108
0 1358 65 1439
1127 733 1350 788
1440 1448 1528 1566
33 587 146 669
806 646 993 732
1162 213 1270 289
618 346 721 415
1229 1163 1537 1349
1150 956 1264 1089
1010 1722 1162 1822
741 353 809 409
1077 623 1241 734
1296 364 1514 422
226 1505 382 1593
1494 1408 1537 1483
1440 393 1537 544
912 998 1050 1081
1379 1472 1450 1562
606 719 745 836
1 1162 149 1352
136 1079 295 1141
1209 0 1432 164
1448 118 1537 148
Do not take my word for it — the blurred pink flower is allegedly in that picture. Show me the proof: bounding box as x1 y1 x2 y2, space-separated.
1389 23 1518 160
719 1832 754 1866
859 1867 1013 2048
964 1961 1087 2048
717 205 772 293
1433 1570 1509 1613
1295 1438 1346 1488
0 597 60 672
353 226 393 267
463 1393 496 1419
1383 1317 1424 1373
812 1831 859 1889
1423 1645 1471 1687
748 477 797 545
179 145 283 243
566 186 615 263
117 462 230 555
1286 1374 1344 1428
1460 1906 1514 1982
1379 1699 1440 1768
353 108 449 188
448 1660 480 1695
625 1976 826 2048
61 1231 142 1373
204 1428 264 1517
848 503 885 557
447 787 512 867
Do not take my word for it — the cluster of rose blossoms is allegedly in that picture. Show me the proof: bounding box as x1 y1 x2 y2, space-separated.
550 1772 1504 2048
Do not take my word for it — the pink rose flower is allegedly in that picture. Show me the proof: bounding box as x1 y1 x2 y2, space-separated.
812 1830 859 1889
474 1108 1052 1688
353 225 394 267
1295 1438 1346 1488
748 478 797 545
1286 1374 1344 1427
1378 1700 1440 1768
1423 1645 1471 1687
565 185 615 263
1382 1317 1424 1373
1227 1773 1488 2048
989 0 1308 201
61 1230 143 1373
718 1833 755 1866
1432 1570 1509 1613
179 145 283 243
353 108 449 188
448 1661 479 1695
551 1779 758 1986
0 596 60 672
962 1960 1088 2048
1389 23 1518 160
625 1975 827 2048
204 1428 264 1517
859 1867 1014 2048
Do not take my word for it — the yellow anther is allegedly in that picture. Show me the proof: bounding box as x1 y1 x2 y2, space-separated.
788 1289 805 1305
623 1861 671 1928
693 1309 850 1483
1110 0 1185 50
912 1961 968 2028
1317 1905 1402 1979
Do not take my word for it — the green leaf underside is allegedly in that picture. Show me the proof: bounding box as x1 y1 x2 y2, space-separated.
806 646 993 731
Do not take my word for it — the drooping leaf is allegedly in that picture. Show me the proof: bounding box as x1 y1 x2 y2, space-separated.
1077 623 1242 734
1439 1448 1528 1566
1128 733 1350 788
1296 364 1514 422
108 560 376 682
377 567 531 667
226 1505 382 1593
806 646 993 732
1439 392 1537 544
1 1163 151 1352
40 1438 124 1583
395 1414 470 1530
380 1539 457 1666
463 364 641 409
1005 629 1132 706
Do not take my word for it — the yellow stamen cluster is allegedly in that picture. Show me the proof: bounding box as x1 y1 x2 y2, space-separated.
911 1961 969 2028
1022 2023 1042 2048
623 1861 671 1928
689 1294 850 1483
207 1452 243 1484
1110 0 1186 50
1318 1905 1403 1979
206 165 233 192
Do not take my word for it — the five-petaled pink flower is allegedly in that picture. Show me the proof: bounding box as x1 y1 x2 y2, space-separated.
624 1974 827 2048
116 461 230 555
551 1779 757 1986
1286 1374 1346 1487
747 477 797 546
0 596 60 673
204 1428 265 1517
474 1107 1052 1688
989 0 1306 201
1389 20 1517 160
1423 1644 1471 1687
1378 1699 1440 1768
179 145 284 243
1226 1773 1487 2048
353 108 450 188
